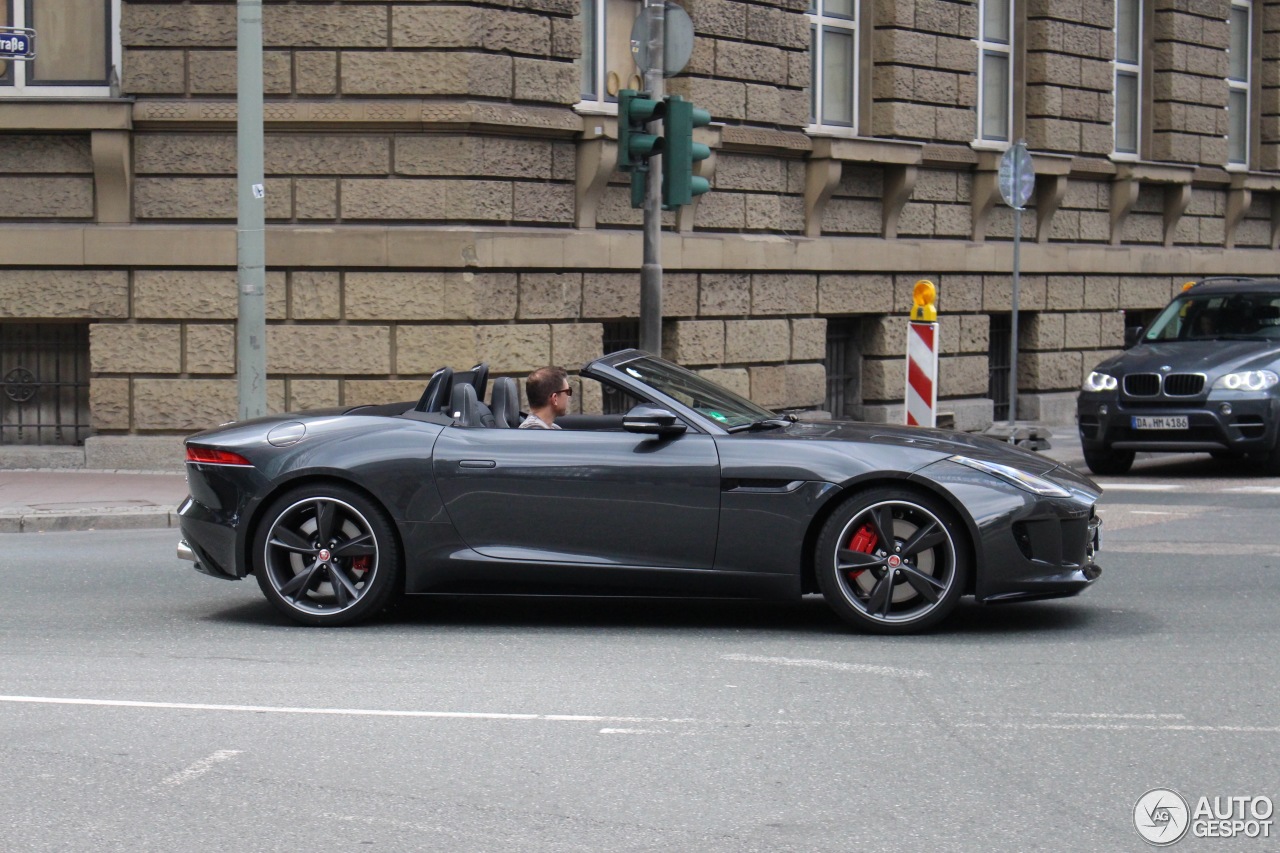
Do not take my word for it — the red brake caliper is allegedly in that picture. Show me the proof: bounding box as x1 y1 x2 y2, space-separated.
846 524 878 579
351 556 372 576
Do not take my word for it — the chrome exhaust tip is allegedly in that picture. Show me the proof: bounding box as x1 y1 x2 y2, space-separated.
177 540 196 562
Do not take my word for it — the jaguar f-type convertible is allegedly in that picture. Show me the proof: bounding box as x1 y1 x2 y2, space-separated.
177 349 1102 634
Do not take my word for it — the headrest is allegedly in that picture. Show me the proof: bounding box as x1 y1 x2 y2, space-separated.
449 382 479 427
489 377 520 428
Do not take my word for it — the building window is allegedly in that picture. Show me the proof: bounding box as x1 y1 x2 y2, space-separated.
0 0 120 97
808 0 857 133
1227 0 1252 167
824 318 861 418
0 322 90 446
987 313 1011 421
579 0 641 113
1114 0 1142 157
976 0 1013 144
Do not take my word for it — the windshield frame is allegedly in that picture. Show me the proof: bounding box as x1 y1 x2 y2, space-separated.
597 353 777 432
1143 291 1280 343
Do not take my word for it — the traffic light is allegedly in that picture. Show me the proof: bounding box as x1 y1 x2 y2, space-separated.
618 89 664 208
662 95 711 209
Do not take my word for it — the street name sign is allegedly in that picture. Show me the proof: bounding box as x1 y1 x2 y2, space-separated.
0 28 35 59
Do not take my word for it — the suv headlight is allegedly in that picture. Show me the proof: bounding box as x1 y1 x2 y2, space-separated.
1212 370 1279 392
1082 371 1118 393
950 456 1072 498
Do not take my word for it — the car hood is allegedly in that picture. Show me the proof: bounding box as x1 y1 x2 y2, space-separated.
1093 340 1280 375
776 420 1063 476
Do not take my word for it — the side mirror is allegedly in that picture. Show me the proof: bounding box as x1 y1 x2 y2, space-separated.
623 405 688 437
1123 326 1144 349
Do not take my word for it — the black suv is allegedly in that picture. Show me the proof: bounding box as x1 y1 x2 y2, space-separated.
1077 276 1280 475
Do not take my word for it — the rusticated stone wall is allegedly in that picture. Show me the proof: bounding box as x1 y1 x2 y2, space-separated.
1150 0 1231 165
131 132 576 225
673 0 810 128
1263 1 1280 170
84 266 837 431
122 0 580 105
871 0 977 142
0 135 95 219
1024 0 1114 157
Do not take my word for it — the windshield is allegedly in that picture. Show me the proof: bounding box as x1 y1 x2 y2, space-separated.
615 355 776 429
1144 292 1280 342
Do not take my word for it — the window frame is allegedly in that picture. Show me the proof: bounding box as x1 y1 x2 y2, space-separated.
576 0 642 116
1226 0 1252 169
0 0 121 98
974 0 1013 147
1113 0 1142 160
807 0 858 136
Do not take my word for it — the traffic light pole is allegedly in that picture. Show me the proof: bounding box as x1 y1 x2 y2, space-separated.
236 0 267 420
639 0 665 356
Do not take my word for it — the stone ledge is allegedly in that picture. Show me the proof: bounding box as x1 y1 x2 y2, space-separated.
131 99 583 136
0 100 133 131
1 225 1278 276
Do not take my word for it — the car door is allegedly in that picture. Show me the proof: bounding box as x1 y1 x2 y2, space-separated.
432 423 721 569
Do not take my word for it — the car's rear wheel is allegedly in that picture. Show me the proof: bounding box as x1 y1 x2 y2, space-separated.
815 487 969 634
1083 446 1135 475
253 484 401 626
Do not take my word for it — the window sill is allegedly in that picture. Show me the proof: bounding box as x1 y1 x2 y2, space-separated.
0 98 132 130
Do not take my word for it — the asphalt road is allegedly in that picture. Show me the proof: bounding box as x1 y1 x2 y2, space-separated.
2 460 1278 852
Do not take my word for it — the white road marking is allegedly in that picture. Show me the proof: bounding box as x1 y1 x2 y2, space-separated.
1094 483 1185 491
1223 486 1280 495
157 749 242 788
957 722 1280 733
598 728 662 735
720 653 929 679
1 694 1275 736
0 695 688 724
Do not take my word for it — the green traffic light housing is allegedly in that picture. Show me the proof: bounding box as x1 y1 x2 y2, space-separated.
618 89 665 208
662 95 711 209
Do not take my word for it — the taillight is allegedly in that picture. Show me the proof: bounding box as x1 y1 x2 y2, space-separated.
186 446 253 466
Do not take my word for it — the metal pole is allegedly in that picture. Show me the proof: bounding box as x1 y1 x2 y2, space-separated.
638 0 665 356
1009 201 1022 428
236 0 267 420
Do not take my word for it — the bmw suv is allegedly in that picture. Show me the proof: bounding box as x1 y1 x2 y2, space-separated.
1077 276 1280 475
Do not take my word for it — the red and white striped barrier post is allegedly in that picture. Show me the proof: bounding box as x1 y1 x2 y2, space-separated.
905 280 939 428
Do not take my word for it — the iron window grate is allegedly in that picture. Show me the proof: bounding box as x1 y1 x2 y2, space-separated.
0 322 91 445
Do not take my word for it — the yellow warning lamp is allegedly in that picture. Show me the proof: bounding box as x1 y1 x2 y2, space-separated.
911 280 938 322
1179 281 1195 318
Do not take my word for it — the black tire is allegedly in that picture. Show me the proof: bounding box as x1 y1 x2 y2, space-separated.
253 483 402 626
815 487 970 635
1083 446 1135 475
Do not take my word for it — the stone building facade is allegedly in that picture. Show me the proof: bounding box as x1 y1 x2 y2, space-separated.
0 0 1278 465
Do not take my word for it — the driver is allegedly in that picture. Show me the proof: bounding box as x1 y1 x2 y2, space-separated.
519 366 571 430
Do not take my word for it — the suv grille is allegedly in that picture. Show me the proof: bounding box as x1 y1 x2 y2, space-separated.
1163 374 1205 396
1123 374 1160 396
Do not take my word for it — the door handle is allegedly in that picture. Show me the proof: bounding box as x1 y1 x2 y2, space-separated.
458 459 497 469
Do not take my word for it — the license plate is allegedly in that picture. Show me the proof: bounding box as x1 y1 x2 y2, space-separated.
1131 416 1188 430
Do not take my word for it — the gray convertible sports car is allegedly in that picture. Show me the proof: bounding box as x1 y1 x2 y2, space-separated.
177 349 1102 634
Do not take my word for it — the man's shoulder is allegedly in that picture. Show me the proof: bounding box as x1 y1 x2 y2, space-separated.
519 414 558 429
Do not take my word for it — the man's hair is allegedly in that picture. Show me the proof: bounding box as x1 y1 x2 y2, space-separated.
526 366 568 408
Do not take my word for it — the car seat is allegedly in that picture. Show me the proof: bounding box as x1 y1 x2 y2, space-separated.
488 377 520 428
448 382 481 426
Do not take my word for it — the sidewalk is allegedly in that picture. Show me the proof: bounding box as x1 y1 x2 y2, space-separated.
0 421 1089 534
0 469 189 533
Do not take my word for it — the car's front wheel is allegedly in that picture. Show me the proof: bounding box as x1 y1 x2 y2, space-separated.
253 484 401 626
1083 446 1134 475
815 487 969 634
